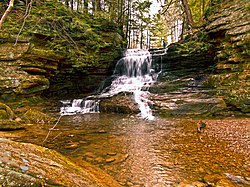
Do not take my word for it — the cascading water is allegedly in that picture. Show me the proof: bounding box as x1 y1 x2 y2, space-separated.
60 99 100 114
60 49 161 120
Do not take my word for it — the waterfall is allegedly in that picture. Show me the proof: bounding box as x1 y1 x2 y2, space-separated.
60 49 161 120
60 99 99 115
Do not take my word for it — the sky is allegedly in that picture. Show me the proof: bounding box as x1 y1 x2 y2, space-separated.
149 0 161 15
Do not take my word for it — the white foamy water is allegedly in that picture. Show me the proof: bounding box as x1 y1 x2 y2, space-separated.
60 49 160 120
60 99 100 115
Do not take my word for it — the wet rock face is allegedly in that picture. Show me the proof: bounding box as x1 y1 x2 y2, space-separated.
0 39 56 99
99 93 140 114
205 0 250 114
150 74 227 117
0 31 123 101
156 0 250 116
0 138 121 186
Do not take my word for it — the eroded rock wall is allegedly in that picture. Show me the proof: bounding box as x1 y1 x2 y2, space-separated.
205 0 250 113
157 0 250 116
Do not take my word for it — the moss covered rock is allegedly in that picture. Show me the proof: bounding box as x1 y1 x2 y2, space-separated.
158 0 250 116
0 103 16 120
100 93 140 114
0 0 124 101
23 109 56 123
0 120 24 130
0 138 121 186
204 0 250 114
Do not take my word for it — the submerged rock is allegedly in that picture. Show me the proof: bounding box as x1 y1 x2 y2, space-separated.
0 120 24 130
177 180 207 187
0 138 121 187
0 102 16 120
0 103 24 130
23 109 56 123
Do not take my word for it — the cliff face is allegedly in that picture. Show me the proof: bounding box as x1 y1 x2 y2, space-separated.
0 1 124 104
205 0 250 113
155 0 250 116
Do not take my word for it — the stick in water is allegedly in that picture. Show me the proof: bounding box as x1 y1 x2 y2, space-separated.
42 115 62 146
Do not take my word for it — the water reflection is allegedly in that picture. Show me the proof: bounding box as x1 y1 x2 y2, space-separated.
7 114 250 187
121 120 165 186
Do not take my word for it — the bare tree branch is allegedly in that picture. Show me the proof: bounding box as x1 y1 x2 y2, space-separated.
14 0 33 45
161 0 174 15
0 0 15 30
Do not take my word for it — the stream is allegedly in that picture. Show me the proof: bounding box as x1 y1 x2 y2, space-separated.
2 49 249 186
5 114 250 187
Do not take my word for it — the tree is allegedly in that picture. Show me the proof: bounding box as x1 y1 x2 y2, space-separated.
83 0 89 13
0 0 14 30
180 0 194 28
127 0 152 48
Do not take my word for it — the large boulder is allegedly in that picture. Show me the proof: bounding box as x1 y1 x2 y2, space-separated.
0 138 121 187
100 93 140 114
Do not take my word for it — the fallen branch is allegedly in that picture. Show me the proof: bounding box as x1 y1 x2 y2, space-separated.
0 0 15 30
42 115 62 146
14 0 33 45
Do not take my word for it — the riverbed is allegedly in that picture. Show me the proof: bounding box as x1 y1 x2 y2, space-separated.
1 114 249 186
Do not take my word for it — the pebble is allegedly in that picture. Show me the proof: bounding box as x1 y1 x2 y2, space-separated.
203 174 223 184
106 157 115 163
127 182 133 186
94 157 103 163
20 165 28 172
15 117 22 122
98 130 106 133
107 152 117 156
84 152 95 157
177 180 207 187
65 142 78 149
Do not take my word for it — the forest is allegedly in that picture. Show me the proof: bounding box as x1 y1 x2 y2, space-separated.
1 0 212 49
0 0 250 186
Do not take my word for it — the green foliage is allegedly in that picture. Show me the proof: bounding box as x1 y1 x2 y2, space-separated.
176 40 213 56
189 0 207 24
1 0 124 69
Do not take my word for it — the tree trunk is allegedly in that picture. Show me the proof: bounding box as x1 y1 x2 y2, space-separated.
0 0 14 30
70 0 74 10
84 0 89 13
201 0 205 17
96 0 101 11
65 0 69 8
180 17 185 40
140 24 143 49
125 0 131 44
92 0 96 13
180 0 194 28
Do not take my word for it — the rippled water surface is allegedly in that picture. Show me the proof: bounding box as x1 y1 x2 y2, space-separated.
9 114 250 186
